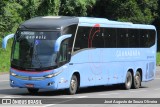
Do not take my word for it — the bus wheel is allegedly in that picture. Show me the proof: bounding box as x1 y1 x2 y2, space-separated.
68 75 78 95
132 72 141 89
27 88 39 94
124 71 132 90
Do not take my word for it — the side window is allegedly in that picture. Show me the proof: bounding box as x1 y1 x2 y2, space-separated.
117 28 128 48
140 29 148 47
147 30 156 47
128 29 140 47
90 27 104 48
62 24 77 53
74 27 89 51
103 28 116 48
58 39 69 65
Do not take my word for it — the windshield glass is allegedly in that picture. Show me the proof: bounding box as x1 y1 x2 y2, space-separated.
11 31 60 70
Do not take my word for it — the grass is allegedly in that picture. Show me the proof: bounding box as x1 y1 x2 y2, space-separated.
0 37 13 72
156 52 160 66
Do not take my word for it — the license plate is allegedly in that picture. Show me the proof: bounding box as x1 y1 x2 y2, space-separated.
26 84 34 88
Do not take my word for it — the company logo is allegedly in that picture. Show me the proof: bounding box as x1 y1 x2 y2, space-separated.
2 99 11 104
116 50 141 57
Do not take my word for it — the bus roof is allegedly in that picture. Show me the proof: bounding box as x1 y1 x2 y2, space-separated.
20 16 79 30
19 16 156 30
78 17 156 30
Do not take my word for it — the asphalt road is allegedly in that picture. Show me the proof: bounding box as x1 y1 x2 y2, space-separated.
0 67 160 107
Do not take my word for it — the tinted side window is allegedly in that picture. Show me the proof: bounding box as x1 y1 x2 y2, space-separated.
140 29 148 47
62 24 77 59
128 29 140 47
91 27 104 48
62 25 77 35
74 27 89 51
148 30 156 47
74 27 155 49
62 24 77 50
103 28 116 48
57 39 70 66
117 28 128 47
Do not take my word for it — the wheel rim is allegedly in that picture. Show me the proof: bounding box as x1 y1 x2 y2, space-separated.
135 74 140 87
127 74 131 86
71 79 77 91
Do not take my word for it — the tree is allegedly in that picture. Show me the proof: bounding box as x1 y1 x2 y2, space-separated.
17 0 41 20
59 0 96 16
0 0 22 37
37 0 60 16
93 0 158 24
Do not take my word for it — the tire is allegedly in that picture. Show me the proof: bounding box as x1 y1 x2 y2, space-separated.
132 72 141 89
68 75 78 95
124 71 132 90
27 88 39 94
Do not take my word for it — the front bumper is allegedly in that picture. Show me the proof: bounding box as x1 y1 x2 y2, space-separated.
10 75 57 89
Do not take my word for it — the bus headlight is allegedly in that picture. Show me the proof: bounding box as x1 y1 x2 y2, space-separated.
45 74 56 78
44 70 63 78
10 72 17 76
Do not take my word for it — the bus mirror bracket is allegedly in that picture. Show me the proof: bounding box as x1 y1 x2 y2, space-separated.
2 34 14 49
55 34 72 52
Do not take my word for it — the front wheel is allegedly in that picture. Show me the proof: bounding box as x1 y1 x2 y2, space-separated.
27 88 39 94
132 72 141 89
68 75 78 95
124 71 132 90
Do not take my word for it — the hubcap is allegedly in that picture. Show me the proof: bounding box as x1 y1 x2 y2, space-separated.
135 75 140 86
127 75 131 86
71 79 76 90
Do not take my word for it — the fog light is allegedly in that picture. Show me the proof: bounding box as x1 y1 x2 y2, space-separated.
47 82 54 86
10 80 14 84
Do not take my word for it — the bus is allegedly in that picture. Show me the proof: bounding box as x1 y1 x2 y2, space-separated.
2 16 157 95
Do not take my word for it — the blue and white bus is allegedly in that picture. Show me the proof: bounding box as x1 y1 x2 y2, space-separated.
3 16 157 94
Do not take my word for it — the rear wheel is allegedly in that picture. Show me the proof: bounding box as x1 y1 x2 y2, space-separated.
132 71 141 89
124 71 132 90
27 88 39 94
68 75 78 95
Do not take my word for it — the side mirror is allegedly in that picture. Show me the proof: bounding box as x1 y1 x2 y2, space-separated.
2 34 14 49
54 34 72 52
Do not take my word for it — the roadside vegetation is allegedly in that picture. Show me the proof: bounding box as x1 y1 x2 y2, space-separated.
0 37 12 72
157 52 160 66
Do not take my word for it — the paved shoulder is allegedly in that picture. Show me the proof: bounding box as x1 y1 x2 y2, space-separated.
0 73 9 81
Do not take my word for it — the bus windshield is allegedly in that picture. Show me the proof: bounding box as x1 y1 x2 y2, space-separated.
11 31 60 70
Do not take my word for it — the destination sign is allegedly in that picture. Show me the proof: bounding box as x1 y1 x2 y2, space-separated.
20 31 58 40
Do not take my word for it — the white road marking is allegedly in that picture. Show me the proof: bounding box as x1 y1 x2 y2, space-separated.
43 98 76 107
64 95 88 98
6 104 43 107
77 96 88 98
154 88 160 90
2 95 21 98
99 93 119 96
129 90 147 93
3 96 15 98
64 96 73 98
43 104 56 107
